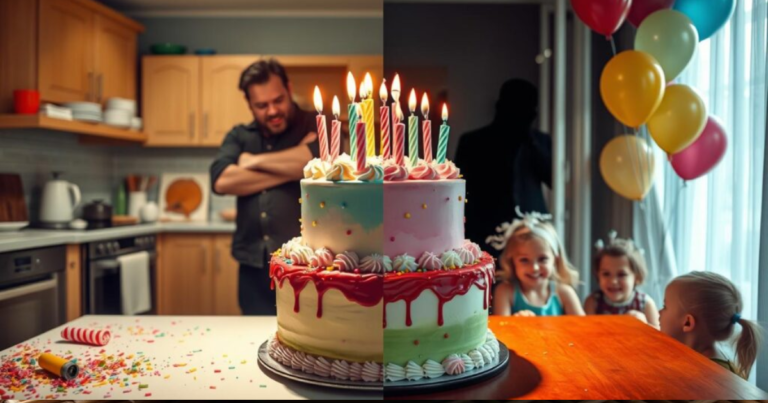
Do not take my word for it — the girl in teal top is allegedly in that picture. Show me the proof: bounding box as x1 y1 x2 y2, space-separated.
487 208 585 317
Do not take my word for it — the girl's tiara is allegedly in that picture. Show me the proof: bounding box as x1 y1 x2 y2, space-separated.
595 230 645 256
485 206 560 256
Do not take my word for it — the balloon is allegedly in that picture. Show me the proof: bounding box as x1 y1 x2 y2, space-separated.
647 84 707 154
571 0 632 37
600 50 666 128
627 0 675 27
671 116 728 180
673 0 735 41
635 10 699 81
600 135 656 201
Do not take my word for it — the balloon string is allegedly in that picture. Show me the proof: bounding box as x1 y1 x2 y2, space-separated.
609 35 618 56
656 178 686 280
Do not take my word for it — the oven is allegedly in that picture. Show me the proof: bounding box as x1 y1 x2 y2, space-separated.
83 234 157 315
0 245 67 350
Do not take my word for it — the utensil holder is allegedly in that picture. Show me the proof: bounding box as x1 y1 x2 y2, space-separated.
128 191 147 219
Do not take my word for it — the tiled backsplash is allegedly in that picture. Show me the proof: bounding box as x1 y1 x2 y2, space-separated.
0 130 234 222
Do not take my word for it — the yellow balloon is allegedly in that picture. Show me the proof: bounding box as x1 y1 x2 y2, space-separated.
600 135 656 201
647 84 707 154
600 50 666 128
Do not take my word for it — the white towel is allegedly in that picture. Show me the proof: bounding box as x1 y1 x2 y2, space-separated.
118 251 151 315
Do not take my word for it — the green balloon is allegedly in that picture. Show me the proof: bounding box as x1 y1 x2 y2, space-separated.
635 9 699 81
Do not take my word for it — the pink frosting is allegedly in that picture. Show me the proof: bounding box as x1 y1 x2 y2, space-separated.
417 251 443 271
291 351 306 370
454 247 475 265
408 163 439 180
314 356 332 378
310 247 334 268
349 362 364 381
436 162 460 179
442 355 466 376
384 164 409 181
333 251 359 272
331 360 351 380
362 362 382 382
463 240 482 261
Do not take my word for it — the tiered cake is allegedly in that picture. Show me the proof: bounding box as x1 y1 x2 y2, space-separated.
268 155 498 383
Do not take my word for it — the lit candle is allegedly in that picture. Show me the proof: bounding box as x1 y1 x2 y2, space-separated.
380 80 390 159
408 89 419 167
331 95 341 161
354 104 367 173
394 103 405 167
421 93 432 164
313 86 328 162
361 73 375 157
391 74 401 126
347 72 358 158
437 103 450 164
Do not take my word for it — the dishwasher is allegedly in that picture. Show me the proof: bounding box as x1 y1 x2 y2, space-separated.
0 245 67 350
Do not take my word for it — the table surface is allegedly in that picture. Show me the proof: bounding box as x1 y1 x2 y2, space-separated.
1 315 765 400
391 315 768 400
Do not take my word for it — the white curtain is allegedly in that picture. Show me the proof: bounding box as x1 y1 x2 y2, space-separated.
636 0 767 381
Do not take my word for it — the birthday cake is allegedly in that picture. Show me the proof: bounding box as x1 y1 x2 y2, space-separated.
267 76 498 383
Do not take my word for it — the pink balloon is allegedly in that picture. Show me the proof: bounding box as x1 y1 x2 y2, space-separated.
627 0 676 27
671 116 728 180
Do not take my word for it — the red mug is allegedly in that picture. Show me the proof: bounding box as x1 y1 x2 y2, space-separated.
14 89 40 114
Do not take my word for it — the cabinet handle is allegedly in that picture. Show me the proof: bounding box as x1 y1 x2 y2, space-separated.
203 113 209 139
97 74 103 103
87 72 95 101
189 113 195 139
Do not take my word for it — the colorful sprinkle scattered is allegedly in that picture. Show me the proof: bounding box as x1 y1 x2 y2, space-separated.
404 212 411 219
422 203 427 209
312 220 318 227
319 201 325 208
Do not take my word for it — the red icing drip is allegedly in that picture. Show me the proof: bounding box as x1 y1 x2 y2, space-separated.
383 253 495 329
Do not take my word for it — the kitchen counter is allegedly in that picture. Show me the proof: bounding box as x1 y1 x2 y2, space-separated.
0 315 379 400
0 222 235 253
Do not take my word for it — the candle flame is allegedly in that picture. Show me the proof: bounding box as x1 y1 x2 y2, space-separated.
392 74 401 101
356 103 362 119
421 93 429 118
408 89 417 113
332 95 340 119
313 86 323 114
346 72 357 103
396 102 404 121
364 73 373 100
359 79 367 99
379 80 388 103
442 103 448 121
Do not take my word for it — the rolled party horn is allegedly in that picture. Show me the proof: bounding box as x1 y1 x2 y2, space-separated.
61 326 111 346
39 352 79 380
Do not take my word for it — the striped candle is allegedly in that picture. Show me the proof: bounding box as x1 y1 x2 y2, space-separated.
355 110 367 172
394 105 405 166
437 104 450 163
346 72 358 159
61 326 111 346
313 86 328 162
420 92 432 163
331 95 341 161
379 80 390 158
361 73 375 157
408 89 419 167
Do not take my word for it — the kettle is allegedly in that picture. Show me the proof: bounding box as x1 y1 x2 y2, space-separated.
40 172 81 225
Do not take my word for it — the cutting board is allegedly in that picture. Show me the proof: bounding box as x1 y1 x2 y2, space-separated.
0 173 28 222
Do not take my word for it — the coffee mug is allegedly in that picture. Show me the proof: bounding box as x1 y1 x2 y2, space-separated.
14 89 40 114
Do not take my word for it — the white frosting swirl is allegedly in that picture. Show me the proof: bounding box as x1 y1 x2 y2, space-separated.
393 254 418 272
385 363 406 382
289 244 314 266
442 354 465 376
469 349 485 368
303 158 331 180
460 353 475 371
436 160 460 179
360 254 390 274
417 251 443 271
309 247 334 268
325 154 356 181
454 247 475 265
331 360 350 380
290 350 306 370
333 251 359 272
281 236 303 259
479 345 494 364
441 250 463 269
356 164 384 182
423 360 446 379
362 362 381 382
405 361 424 381
314 356 331 378
349 362 363 382
301 353 316 374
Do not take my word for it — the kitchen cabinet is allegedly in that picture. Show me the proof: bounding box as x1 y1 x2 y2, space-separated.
142 55 383 147
156 233 240 315
0 0 143 110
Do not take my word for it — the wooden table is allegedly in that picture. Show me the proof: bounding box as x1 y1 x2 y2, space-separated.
390 316 768 400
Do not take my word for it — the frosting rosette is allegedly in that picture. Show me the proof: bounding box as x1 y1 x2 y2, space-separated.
356 164 384 182
436 160 460 179
383 162 408 181
408 160 439 180
303 158 331 180
325 154 356 181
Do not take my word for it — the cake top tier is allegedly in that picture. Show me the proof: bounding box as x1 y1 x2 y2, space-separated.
303 154 461 183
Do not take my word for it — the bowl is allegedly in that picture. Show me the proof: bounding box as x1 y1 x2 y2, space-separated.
106 97 136 115
150 43 187 55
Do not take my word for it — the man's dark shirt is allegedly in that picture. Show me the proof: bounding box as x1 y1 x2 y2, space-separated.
210 105 319 268
455 125 552 257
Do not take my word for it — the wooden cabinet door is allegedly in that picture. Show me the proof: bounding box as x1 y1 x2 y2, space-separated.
143 57 200 146
38 0 94 103
213 234 242 315
200 56 255 147
93 14 137 105
158 234 213 315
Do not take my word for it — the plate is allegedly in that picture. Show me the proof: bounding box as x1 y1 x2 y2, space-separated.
0 221 28 231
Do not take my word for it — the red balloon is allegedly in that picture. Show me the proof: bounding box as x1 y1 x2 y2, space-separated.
571 0 633 37
628 0 676 26
670 116 728 180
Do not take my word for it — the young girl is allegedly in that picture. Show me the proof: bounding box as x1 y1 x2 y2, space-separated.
487 208 585 316
660 271 763 379
584 232 659 327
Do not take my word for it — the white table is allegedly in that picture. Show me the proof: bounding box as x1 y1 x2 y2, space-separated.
0 315 380 400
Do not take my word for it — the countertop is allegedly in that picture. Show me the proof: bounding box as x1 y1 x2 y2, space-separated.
0 222 235 253
0 315 379 400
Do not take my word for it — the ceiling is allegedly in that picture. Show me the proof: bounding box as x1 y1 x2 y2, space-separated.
99 0 384 17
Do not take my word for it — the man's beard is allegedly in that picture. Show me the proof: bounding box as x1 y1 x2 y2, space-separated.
260 106 294 136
